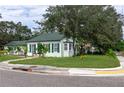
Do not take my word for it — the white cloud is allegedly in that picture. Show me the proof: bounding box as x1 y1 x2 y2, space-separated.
114 5 124 14
0 5 48 29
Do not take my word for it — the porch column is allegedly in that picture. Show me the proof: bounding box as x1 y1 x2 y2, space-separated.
36 43 38 53
27 43 30 53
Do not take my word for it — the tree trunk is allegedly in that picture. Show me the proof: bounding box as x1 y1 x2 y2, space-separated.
79 45 84 55
72 36 76 57
72 14 78 57
24 52 27 58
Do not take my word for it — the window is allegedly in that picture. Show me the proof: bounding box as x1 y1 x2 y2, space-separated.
29 44 36 53
52 43 59 53
32 44 36 53
69 43 73 50
64 43 68 50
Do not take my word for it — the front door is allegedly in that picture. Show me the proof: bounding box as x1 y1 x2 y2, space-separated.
32 44 36 54
63 43 68 57
29 44 36 55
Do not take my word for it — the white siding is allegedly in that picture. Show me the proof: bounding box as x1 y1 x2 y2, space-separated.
61 38 74 57
27 38 74 57
45 41 62 57
27 42 38 56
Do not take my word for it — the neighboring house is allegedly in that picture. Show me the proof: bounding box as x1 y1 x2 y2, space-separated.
5 41 27 55
27 32 74 57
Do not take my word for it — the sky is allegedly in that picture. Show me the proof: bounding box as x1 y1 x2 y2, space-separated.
0 5 48 31
0 5 124 31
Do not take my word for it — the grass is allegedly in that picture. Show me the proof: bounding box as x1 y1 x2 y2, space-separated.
10 55 120 68
0 55 22 62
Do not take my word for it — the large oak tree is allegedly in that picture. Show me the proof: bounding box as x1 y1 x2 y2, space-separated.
37 5 123 55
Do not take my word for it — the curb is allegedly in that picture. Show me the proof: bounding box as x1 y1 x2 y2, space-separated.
92 66 123 71
1 64 124 76
0 56 124 76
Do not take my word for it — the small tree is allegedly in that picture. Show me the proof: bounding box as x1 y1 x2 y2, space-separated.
22 46 27 58
16 46 21 52
6 46 13 54
37 43 48 57
106 49 116 59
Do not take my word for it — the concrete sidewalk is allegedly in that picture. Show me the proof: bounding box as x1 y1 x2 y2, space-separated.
117 56 124 68
0 56 124 76
94 56 124 76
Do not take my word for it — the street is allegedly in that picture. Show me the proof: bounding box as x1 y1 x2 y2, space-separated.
0 69 124 87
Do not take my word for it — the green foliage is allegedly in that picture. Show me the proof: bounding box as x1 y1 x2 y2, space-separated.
22 46 27 57
106 49 116 59
22 46 27 53
7 47 13 52
14 22 32 40
37 43 48 57
17 47 21 52
115 41 124 51
80 54 87 59
0 21 32 49
38 5 122 54
0 50 8 56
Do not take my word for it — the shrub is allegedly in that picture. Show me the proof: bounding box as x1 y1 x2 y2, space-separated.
0 50 8 56
80 54 83 59
22 46 27 57
115 41 124 51
106 49 116 59
7 47 13 52
80 54 87 59
17 47 21 52
37 43 48 57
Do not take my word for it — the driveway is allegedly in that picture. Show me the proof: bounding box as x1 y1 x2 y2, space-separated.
0 69 124 87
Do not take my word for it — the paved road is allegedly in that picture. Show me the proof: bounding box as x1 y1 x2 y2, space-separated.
0 69 124 87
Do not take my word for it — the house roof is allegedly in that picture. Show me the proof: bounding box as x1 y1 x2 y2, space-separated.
5 41 27 46
28 32 65 42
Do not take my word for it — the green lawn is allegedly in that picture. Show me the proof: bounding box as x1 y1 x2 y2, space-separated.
10 55 120 68
0 55 22 62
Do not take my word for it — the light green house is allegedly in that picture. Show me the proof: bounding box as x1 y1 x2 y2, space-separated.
5 32 74 57
5 41 27 55
27 32 74 57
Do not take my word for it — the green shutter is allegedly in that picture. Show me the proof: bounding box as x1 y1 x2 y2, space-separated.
29 44 31 52
57 43 59 53
48 44 50 53
52 43 54 53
